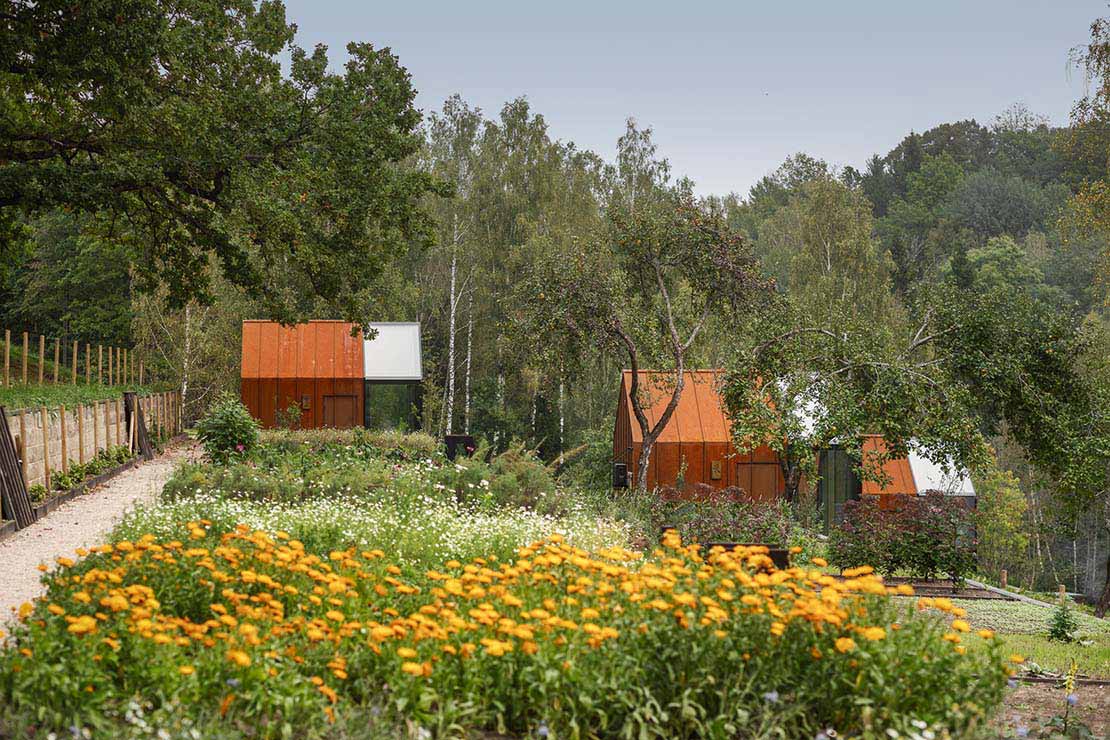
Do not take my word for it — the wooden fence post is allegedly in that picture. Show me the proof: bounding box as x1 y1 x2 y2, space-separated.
41 407 50 491
98 345 103 385
92 401 99 457
18 410 27 487
53 338 60 384
115 398 122 449
999 570 1007 590
129 402 136 454
105 401 112 448
4 328 9 386
37 335 44 384
139 361 144 386
71 340 77 385
77 404 85 465
59 405 68 473
21 331 28 384
1059 584 1067 604
85 344 91 385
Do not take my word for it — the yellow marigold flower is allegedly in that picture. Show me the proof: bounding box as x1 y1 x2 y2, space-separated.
37 564 47 573
397 647 418 658
789 546 802 554
55 557 74 568
943 633 961 644
835 637 856 653
73 591 91 604
18 602 33 619
860 626 886 641
67 616 98 636
332 669 348 680
47 604 65 616
811 557 828 567
325 610 344 622
954 645 966 655
951 619 970 633
977 629 995 639
401 661 425 676
770 621 785 636
226 649 251 668
1009 654 1025 664
179 666 195 676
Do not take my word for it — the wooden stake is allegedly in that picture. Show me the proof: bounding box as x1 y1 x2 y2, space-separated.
116 398 122 449
98 345 103 385
21 331 28 384
3 329 9 386
93 401 99 456
129 402 136 453
85 343 90 385
18 410 27 487
59 404 68 473
53 338 60 384
77 404 85 465
105 401 113 448
1059 584 1067 603
1000 570 1007 590
71 340 77 385
37 335 44 384
41 407 50 492
139 361 144 386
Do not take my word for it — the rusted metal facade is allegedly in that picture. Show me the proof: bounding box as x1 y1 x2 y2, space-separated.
613 370 921 504
613 370 786 496
240 321 364 429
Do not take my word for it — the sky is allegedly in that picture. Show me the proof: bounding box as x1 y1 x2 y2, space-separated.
281 0 1105 196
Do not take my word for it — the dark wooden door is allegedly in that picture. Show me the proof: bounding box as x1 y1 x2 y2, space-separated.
322 395 357 428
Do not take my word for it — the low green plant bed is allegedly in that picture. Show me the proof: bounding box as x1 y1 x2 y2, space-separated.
0 382 155 411
28 445 134 504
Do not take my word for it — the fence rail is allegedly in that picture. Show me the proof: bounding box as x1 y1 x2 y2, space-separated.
0 329 145 388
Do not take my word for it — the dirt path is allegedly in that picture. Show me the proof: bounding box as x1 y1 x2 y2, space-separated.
0 442 196 622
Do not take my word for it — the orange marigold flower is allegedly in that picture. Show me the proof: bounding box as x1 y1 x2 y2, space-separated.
835 637 856 653
179 665 195 676
401 661 425 676
226 649 251 667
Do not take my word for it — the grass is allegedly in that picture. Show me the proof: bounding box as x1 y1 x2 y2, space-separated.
0 381 155 410
955 598 1110 678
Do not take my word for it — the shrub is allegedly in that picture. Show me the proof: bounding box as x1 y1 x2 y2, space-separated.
829 493 977 585
0 526 1011 738
1047 599 1079 643
194 393 260 464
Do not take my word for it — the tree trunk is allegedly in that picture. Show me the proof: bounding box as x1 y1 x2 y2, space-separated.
463 290 474 435
1097 550 1110 618
180 303 192 419
636 436 655 494
444 217 459 435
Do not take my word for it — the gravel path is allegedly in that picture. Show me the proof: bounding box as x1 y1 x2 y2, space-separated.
0 442 197 623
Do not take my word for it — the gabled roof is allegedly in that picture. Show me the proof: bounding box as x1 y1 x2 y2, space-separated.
620 370 730 443
241 321 363 379
364 323 423 381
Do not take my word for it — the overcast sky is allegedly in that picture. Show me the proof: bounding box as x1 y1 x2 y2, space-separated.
281 0 1104 196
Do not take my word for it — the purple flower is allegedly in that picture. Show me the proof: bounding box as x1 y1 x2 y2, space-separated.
235 443 245 452
1066 693 1079 706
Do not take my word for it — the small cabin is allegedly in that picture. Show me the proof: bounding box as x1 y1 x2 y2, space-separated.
612 370 974 528
240 320 423 430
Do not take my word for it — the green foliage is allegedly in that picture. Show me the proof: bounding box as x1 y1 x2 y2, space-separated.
829 494 977 584
1048 599 1080 643
193 393 260 464
974 463 1029 580
48 445 133 493
0 382 152 410
1 0 443 323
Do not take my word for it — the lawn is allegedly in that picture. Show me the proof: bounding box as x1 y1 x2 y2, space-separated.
956 599 1110 678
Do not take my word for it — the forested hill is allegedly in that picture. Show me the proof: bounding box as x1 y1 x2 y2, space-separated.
717 110 1098 312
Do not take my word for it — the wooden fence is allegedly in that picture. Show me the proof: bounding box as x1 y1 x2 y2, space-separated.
1 329 145 387
7 390 181 491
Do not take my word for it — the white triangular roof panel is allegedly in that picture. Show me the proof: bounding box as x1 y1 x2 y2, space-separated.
363 322 423 381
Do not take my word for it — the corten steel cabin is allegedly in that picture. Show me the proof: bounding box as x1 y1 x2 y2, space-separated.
613 370 974 529
241 321 365 429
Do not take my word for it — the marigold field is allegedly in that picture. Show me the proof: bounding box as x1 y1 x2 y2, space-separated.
0 523 1014 739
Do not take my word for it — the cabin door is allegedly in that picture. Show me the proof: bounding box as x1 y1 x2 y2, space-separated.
323 395 357 428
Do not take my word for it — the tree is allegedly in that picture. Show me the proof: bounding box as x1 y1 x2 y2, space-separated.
515 194 771 493
1 0 443 323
